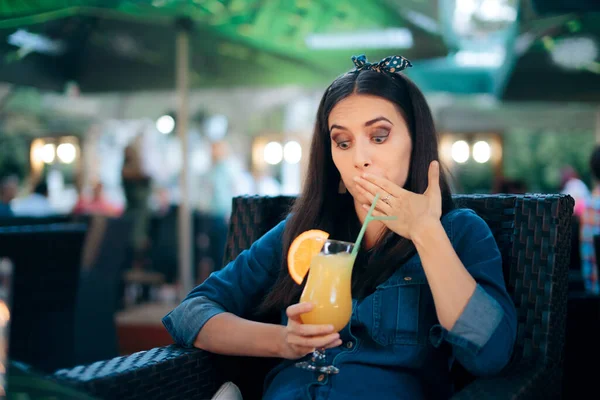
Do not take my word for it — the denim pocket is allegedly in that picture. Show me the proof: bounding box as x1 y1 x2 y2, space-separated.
370 267 427 346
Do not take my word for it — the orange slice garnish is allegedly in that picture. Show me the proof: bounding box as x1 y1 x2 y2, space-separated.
287 229 329 285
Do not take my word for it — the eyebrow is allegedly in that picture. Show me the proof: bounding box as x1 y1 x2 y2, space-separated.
329 116 393 132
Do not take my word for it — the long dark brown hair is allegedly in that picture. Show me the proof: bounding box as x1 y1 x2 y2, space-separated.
257 68 454 318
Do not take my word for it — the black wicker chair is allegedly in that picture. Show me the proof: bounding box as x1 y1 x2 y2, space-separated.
0 223 88 373
51 194 573 400
0 215 73 227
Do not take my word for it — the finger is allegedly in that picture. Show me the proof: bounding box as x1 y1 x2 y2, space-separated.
288 333 340 349
362 198 389 215
425 160 441 197
353 177 376 198
359 173 406 198
354 176 397 202
324 339 343 349
361 204 387 218
291 344 316 356
355 184 391 213
287 333 340 348
286 302 314 321
293 323 335 337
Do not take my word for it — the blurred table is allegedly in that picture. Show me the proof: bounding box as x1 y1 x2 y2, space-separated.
116 302 175 355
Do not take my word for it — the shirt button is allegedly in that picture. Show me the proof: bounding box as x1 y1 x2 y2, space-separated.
346 341 354 349
317 374 325 382
404 276 412 281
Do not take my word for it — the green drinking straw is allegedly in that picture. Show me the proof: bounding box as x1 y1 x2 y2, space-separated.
350 193 397 258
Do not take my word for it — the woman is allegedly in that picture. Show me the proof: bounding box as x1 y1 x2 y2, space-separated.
163 55 517 399
122 141 152 270
580 146 600 294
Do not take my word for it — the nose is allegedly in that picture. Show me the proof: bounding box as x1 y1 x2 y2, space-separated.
353 139 372 170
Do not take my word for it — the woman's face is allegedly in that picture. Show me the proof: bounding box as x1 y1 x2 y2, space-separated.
328 94 412 207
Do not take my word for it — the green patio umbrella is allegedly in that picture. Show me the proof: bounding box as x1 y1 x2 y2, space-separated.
0 0 449 90
0 0 450 295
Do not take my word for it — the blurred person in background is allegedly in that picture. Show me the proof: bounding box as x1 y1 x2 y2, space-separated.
251 168 282 196
72 181 122 217
579 146 600 294
122 139 153 270
206 141 236 221
204 140 236 269
149 186 174 216
11 180 55 217
0 175 18 217
560 165 590 218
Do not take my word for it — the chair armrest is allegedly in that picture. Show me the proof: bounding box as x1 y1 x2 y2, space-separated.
451 362 561 400
52 345 224 400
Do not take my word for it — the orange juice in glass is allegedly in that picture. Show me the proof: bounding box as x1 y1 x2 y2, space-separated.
296 239 355 374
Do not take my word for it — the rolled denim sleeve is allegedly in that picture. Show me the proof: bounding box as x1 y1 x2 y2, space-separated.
429 209 517 377
162 296 227 348
162 219 287 348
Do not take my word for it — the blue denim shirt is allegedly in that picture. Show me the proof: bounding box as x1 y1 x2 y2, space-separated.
163 208 517 400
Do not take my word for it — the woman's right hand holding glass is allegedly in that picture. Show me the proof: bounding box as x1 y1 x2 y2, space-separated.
279 302 342 360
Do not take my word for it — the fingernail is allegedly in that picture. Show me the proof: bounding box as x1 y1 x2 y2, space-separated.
362 173 370 178
328 325 335 331
353 176 360 182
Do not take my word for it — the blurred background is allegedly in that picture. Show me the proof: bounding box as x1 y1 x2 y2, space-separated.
0 0 599 397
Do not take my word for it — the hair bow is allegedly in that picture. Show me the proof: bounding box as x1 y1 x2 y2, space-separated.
351 54 412 74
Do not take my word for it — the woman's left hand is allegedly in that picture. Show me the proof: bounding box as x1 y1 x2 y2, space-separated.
354 160 442 240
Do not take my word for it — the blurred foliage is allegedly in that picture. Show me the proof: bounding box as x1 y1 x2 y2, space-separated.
452 161 495 194
503 129 595 192
3 88 44 115
453 129 596 194
0 133 29 179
